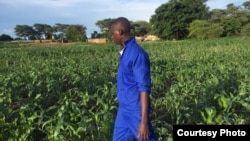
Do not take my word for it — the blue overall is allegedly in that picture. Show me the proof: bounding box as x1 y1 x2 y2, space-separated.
112 37 157 141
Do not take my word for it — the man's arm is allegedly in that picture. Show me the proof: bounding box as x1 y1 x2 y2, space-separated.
138 91 150 141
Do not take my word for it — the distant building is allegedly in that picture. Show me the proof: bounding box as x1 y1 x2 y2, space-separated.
87 38 108 44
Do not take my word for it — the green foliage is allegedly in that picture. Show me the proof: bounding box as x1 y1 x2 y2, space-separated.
241 23 250 36
95 18 114 39
131 20 152 36
91 31 102 38
53 23 70 41
0 38 250 140
188 20 223 39
14 25 35 40
33 24 53 39
150 0 208 40
221 17 242 36
14 23 88 42
243 1 250 10
66 25 87 42
0 34 13 41
209 9 225 23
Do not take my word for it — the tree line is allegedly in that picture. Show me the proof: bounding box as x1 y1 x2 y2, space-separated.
1 0 250 42
150 0 250 40
15 24 87 42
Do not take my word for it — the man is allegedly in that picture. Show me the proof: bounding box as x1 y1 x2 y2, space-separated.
110 17 157 141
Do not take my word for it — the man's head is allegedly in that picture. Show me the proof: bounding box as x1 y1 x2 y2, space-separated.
110 17 131 45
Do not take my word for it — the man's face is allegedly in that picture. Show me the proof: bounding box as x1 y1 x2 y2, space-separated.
110 25 122 45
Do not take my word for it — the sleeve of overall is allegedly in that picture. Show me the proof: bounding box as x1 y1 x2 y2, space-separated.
133 52 151 93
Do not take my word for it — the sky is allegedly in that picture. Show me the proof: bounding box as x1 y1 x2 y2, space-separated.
0 0 247 38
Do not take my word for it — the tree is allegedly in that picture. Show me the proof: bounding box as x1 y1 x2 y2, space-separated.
221 17 241 36
44 24 54 39
91 31 102 38
33 24 53 39
243 1 250 10
241 23 250 36
65 24 87 42
240 2 250 27
224 3 250 32
225 3 239 15
208 2 250 37
188 20 223 40
14 25 35 40
33 24 44 39
150 0 208 40
0 34 13 41
95 18 114 39
131 21 152 37
209 9 226 23
53 23 69 43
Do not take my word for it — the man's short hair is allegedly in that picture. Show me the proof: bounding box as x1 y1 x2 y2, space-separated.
112 17 131 33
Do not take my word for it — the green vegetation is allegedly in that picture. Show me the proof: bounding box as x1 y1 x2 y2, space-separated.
0 37 250 140
151 1 250 40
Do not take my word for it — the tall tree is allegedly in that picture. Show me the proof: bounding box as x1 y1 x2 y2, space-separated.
234 2 250 27
150 0 208 40
188 20 223 39
243 1 250 10
33 24 53 39
33 24 44 39
14 25 35 40
95 18 114 38
91 31 101 38
209 9 226 23
241 1 250 26
53 23 69 43
131 20 152 37
44 24 54 39
65 24 87 42
221 17 241 36
241 23 250 36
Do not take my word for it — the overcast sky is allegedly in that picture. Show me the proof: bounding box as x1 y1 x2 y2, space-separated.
0 0 247 38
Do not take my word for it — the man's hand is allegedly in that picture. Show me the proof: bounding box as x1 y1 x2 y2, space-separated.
138 121 150 141
138 92 150 141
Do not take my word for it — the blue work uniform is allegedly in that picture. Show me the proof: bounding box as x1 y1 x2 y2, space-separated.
113 37 157 141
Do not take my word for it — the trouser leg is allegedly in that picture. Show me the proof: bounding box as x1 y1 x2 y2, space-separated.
113 108 158 141
113 108 134 141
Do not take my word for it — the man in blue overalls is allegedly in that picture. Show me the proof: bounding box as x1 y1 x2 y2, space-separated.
110 17 158 141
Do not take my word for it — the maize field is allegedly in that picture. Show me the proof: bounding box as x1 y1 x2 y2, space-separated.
0 37 249 141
